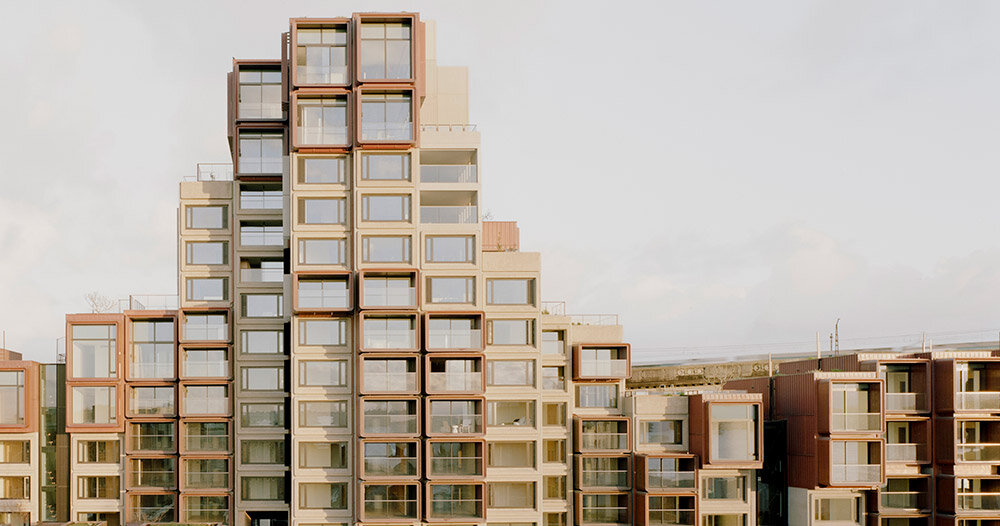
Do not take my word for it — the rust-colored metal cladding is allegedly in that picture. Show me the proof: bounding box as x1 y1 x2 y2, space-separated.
481 221 519 252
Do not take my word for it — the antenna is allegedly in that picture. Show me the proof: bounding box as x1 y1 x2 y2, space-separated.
816 332 821 360
834 318 840 355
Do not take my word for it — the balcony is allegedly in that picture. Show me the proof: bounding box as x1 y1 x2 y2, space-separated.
420 164 478 183
886 392 926 412
240 190 282 210
364 414 419 435
421 206 478 224
958 391 1000 411
428 372 482 392
297 280 349 310
958 443 1000 462
241 268 283 283
886 443 926 462
831 464 881 485
363 484 419 520
575 345 630 380
881 490 923 510
831 412 882 433
959 493 1000 511
579 458 630 488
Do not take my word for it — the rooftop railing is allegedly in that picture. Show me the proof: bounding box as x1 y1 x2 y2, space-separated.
421 124 477 132
186 163 234 181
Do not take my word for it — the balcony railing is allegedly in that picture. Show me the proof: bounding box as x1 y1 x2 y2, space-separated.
240 193 283 210
130 471 175 488
648 471 697 490
238 102 283 120
542 377 565 390
831 464 881 484
129 294 180 310
186 434 228 451
184 398 228 415
957 443 1000 462
581 470 629 488
580 432 629 450
420 206 478 224
959 493 1000 511
364 373 418 392
364 457 418 477
183 362 229 378
831 412 881 432
886 443 924 462
131 505 175 522
364 499 418 519
132 435 174 452
296 65 348 85
190 163 233 182
958 391 1000 411
364 415 419 435
364 330 417 349
238 157 282 175
881 491 924 509
430 498 482 519
431 457 481 476
185 472 228 488
542 340 565 355
362 123 412 142
420 165 478 183
427 329 481 349
130 364 174 378
580 360 629 378
131 400 174 416
241 268 284 283
885 392 926 412
298 126 348 146
428 372 482 392
429 415 482 434
570 314 620 326
240 229 283 246
649 510 695 526
298 289 349 309
581 507 629 524
183 322 228 341
363 287 416 308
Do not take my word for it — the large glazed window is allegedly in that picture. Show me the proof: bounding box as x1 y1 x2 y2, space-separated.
486 279 535 305
182 385 228 415
299 400 349 428
300 482 349 509
185 422 228 452
181 349 228 378
300 360 349 387
360 21 411 80
129 422 175 451
576 384 618 409
299 318 348 346
242 294 283 318
361 152 411 181
241 403 285 428
0 441 29 464
428 277 475 304
71 324 116 379
241 477 285 501
426 236 475 263
361 92 412 141
299 238 347 265
129 386 175 417
241 366 284 391
297 97 348 145
487 400 535 428
241 329 283 354
186 241 228 265
238 132 282 174
183 495 228 523
299 197 346 225
183 314 227 341
297 278 349 310
238 69 282 119
488 319 533 346
71 386 116 425
298 156 348 184
0 372 25 425
362 194 411 222
710 404 758 462
185 206 227 229
362 236 411 263
186 277 228 301
299 441 348 469
296 27 348 84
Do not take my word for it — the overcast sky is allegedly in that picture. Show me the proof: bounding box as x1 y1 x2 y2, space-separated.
2 0 1000 363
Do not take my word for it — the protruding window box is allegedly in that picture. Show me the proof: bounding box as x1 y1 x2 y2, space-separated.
181 457 231 491
234 63 283 120
67 321 120 382
426 313 484 352
180 348 231 381
126 385 176 418
427 397 484 437
128 457 177 489
294 272 352 313
819 379 884 435
573 344 630 381
819 438 884 488
360 312 419 352
882 361 930 414
361 440 421 479
127 421 176 454
354 14 418 84
292 92 350 149
182 494 230 525
128 493 176 524
0 364 35 432
179 384 231 418
635 455 697 493
952 477 1000 513
360 482 421 522
425 482 484 522
945 360 1000 414
575 417 631 453
361 397 420 437
181 421 231 454
689 396 763 470
360 354 420 395
885 420 930 464
426 355 484 395
360 270 418 309
180 311 230 344
576 455 632 490
291 19 350 87
576 492 631 526
879 477 930 512
636 493 696 526
356 88 416 147
235 129 283 177
426 439 484 479
954 420 1000 463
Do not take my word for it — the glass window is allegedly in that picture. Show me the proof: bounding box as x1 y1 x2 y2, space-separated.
643 420 683 445
362 236 411 263
541 331 564 355
296 27 348 84
299 400 349 428
186 277 228 301
428 277 475 304
0 372 23 426
487 360 535 387
360 21 411 79
300 482 349 509
181 349 228 378
363 399 418 434
299 441 348 469
702 476 746 501
242 294 283 318
487 481 535 509
0 442 29 464
814 496 860 522
184 458 228 489
241 403 285 428
71 386 116 425
241 366 284 391
361 152 410 180
183 495 228 523
364 442 418 477
710 404 758 461
241 330 283 354
426 235 475 263
299 360 348 387
71 324 117 379
129 422 174 451
297 97 348 145
239 185 282 210
576 384 618 409
186 241 228 265
361 92 413 141
299 318 348 346
542 366 564 390
238 68 282 119
183 385 228 415
78 440 118 463
186 205 227 229
362 194 411 221
240 222 282 246
487 441 535 468
241 439 286 464
129 386 175 417
486 279 534 305
299 156 347 184
544 475 566 500
238 131 283 174
487 401 535 428
430 483 483 519
241 477 285 501
78 475 119 499
183 313 227 341
542 403 566 426
298 278 349 309
543 439 565 463
489 319 533 346
185 422 228 452
299 197 346 224
299 238 346 265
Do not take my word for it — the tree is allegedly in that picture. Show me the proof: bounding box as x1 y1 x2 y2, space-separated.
84 292 116 313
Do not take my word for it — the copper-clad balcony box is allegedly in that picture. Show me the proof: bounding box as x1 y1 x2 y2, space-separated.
178 383 232 418
817 437 885 488
179 420 232 455
180 457 232 493
353 13 422 86
66 315 123 383
635 455 698 494
425 354 485 395
572 344 630 381
574 417 631 454
0 361 38 434
360 312 420 352
884 418 930 465
576 454 633 491
126 420 177 455
938 417 1000 465
878 476 931 514
234 127 285 178
290 18 352 88
179 310 231 345
818 378 885 436
936 358 1000 415
360 353 421 395
127 456 178 491
355 87 418 149
425 313 485 352
294 271 353 313
635 493 696 526
426 439 485 479
424 481 484 522
360 269 419 310
360 482 421 523
232 61 284 122
688 393 763 470
360 439 421 479
574 491 631 526
426 397 484 438
881 360 931 415
360 396 421 437
125 316 179 381
127 492 177 524
935 475 1000 517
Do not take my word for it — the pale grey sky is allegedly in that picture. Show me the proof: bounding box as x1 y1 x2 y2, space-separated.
2 0 1000 363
